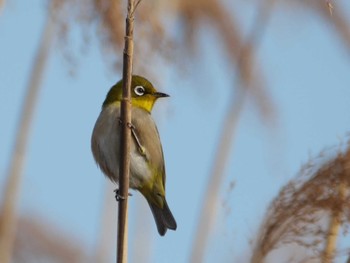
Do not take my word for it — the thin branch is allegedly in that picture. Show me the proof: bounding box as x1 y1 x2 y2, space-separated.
0 8 54 263
131 0 142 16
116 0 137 262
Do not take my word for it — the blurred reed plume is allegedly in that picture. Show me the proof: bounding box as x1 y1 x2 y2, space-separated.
287 0 350 51
2 0 350 262
0 0 4 13
0 6 55 263
190 0 278 261
51 1 276 262
2 214 87 263
52 0 275 118
251 140 350 263
49 1 350 262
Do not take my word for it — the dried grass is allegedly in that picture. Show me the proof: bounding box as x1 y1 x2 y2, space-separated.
47 1 350 262
51 0 275 121
251 141 350 263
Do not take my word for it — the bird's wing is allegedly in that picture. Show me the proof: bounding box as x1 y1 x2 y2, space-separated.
132 107 166 188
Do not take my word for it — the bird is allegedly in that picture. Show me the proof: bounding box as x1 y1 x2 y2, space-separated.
91 75 177 236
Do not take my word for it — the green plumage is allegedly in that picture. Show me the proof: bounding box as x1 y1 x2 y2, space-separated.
91 75 176 236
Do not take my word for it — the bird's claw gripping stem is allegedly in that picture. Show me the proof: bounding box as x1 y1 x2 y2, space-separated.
114 189 132 202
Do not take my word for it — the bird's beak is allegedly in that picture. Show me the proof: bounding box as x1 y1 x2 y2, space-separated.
154 92 170 98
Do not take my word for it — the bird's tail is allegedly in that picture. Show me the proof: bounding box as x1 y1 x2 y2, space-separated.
147 197 177 236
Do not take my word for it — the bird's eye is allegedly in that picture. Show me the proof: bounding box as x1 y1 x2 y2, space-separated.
134 86 145 96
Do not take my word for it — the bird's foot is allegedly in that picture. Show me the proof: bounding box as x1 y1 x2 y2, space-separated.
114 189 133 202
117 118 134 129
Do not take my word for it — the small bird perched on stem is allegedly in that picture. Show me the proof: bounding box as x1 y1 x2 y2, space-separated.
91 75 177 236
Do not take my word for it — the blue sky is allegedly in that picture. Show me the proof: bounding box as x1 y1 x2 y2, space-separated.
1 1 350 263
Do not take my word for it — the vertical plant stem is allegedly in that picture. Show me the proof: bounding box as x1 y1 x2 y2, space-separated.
117 0 136 262
323 181 347 263
324 212 340 261
189 91 245 263
189 1 276 262
322 150 350 263
0 10 54 263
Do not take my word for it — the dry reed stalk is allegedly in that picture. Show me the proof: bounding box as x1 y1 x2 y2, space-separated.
322 182 346 263
177 0 276 122
117 0 139 262
0 9 54 263
12 215 87 263
189 91 245 263
189 1 276 262
322 150 350 263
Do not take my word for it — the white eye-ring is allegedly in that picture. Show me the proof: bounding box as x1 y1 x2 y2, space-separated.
134 86 145 96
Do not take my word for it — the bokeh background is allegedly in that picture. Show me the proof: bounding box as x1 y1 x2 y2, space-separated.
1 0 350 262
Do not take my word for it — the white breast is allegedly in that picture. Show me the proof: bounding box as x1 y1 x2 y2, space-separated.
91 105 152 189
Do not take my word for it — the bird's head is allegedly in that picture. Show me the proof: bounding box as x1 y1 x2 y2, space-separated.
102 75 169 113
